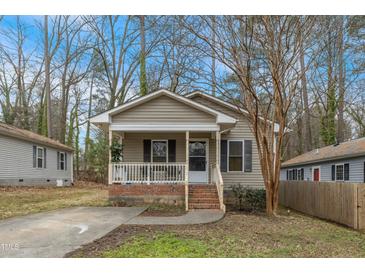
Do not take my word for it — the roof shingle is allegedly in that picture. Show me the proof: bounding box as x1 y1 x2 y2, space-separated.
0 122 73 152
282 137 365 167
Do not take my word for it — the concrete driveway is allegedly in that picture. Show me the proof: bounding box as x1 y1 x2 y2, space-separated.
0 207 146 258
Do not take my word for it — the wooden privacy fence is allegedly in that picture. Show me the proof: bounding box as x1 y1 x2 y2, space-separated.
279 181 365 230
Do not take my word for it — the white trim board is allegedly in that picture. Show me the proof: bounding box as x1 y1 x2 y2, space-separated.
109 124 220 132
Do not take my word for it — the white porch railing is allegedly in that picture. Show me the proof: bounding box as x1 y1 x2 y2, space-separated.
211 163 226 212
111 162 187 184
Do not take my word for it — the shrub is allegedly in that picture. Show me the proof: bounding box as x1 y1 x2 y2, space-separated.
231 184 266 212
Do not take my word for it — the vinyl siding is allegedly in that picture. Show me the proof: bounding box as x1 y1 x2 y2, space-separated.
191 96 264 188
0 134 73 185
280 156 365 183
112 95 216 125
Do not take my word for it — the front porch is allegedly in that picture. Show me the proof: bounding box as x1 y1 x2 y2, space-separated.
108 131 225 211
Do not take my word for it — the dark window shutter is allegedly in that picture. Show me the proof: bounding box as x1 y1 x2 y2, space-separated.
244 140 252 172
33 146 36 168
57 152 60 170
286 170 289 180
168 140 176 163
301 168 304 180
143 140 151 162
331 165 335 181
65 153 67 171
43 148 47 168
220 140 227 172
344 163 349 181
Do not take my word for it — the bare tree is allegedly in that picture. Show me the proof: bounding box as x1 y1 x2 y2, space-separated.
44 15 52 138
184 16 314 215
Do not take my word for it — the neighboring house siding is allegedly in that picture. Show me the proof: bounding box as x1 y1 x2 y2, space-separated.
280 156 365 183
191 96 264 188
112 95 216 125
0 135 72 186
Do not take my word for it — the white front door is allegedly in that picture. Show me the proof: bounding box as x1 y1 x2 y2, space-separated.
188 140 209 183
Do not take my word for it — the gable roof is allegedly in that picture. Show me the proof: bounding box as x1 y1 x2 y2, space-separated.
90 89 237 125
186 91 280 133
282 138 365 168
0 122 74 152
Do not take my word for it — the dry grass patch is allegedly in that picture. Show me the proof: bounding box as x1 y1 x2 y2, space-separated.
67 209 365 258
0 183 109 220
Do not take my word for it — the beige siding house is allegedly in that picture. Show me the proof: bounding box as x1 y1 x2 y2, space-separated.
91 89 267 211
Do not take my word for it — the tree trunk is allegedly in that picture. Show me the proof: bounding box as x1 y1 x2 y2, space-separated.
337 16 346 143
139 15 147 96
211 16 217 96
44 15 52 138
299 23 312 152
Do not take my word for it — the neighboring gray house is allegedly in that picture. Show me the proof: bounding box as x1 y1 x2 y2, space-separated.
0 122 74 186
90 89 276 211
280 138 365 183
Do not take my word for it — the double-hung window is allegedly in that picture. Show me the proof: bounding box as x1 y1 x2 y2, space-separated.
58 152 65 170
336 164 344 181
37 147 44 168
228 141 243 171
334 164 349 181
220 140 252 172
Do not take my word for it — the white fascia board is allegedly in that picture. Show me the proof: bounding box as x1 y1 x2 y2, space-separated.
110 124 220 132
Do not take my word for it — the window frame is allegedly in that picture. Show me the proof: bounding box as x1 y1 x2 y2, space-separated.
58 152 66 171
151 140 168 163
335 163 345 181
36 146 44 169
226 139 244 172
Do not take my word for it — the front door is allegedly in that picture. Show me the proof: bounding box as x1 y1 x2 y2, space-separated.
188 140 209 183
313 168 320 182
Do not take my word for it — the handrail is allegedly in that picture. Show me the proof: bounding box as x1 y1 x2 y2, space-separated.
212 163 226 212
111 162 187 184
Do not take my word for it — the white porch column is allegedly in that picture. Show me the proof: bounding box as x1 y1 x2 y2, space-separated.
216 131 220 168
108 126 113 185
185 131 189 211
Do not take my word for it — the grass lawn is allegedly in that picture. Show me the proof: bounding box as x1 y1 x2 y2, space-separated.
0 183 109 220
68 209 365 258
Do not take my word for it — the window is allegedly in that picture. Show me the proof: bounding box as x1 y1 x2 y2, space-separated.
37 147 44 168
287 168 304 181
58 152 65 170
336 164 344 181
152 140 167 162
228 141 243 171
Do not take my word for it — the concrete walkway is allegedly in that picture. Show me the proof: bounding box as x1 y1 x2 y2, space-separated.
126 209 225 225
0 207 146 258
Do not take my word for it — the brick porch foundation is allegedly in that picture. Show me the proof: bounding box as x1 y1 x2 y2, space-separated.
109 184 185 206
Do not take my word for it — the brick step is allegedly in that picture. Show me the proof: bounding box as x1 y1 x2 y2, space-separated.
189 189 217 193
189 197 220 203
189 185 216 189
188 203 220 209
189 193 218 198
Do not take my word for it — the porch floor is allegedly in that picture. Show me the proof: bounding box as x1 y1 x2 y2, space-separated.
126 209 224 225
